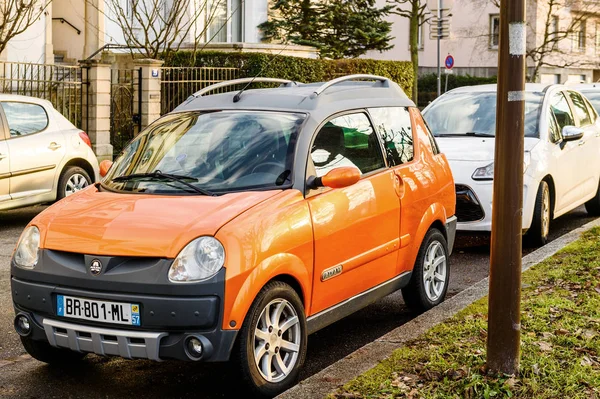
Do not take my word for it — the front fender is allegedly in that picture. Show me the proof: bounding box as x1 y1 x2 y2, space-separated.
223 253 311 331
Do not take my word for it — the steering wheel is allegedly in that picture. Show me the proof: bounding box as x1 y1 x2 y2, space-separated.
251 162 285 174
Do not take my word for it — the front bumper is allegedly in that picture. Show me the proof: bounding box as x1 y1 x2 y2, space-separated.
11 252 237 362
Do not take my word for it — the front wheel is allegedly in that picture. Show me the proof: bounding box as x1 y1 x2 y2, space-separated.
402 228 450 312
236 281 307 397
21 337 86 366
526 181 551 247
585 182 600 216
57 166 92 201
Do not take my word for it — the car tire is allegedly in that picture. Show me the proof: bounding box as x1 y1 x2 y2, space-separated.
526 181 551 247
57 166 92 201
21 337 86 365
236 281 307 398
402 228 450 312
584 183 600 216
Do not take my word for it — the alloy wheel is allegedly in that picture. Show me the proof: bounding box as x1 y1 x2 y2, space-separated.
542 185 550 238
65 173 89 197
422 241 447 302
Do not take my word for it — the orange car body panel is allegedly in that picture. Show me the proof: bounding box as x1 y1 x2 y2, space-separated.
24 106 455 335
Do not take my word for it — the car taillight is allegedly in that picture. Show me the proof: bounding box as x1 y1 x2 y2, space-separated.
79 131 92 149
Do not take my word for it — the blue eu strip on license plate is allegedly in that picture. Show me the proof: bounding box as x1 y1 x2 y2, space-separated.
56 295 140 326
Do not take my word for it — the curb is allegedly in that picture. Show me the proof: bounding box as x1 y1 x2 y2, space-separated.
278 217 600 399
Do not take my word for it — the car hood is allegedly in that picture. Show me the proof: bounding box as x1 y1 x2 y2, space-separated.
436 137 540 162
35 186 282 258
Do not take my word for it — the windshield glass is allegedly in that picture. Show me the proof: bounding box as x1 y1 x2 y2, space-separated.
103 111 305 194
582 92 600 113
423 91 544 138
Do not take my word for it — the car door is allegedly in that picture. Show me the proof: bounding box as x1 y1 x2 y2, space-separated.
306 112 401 314
2 101 66 200
0 113 9 203
547 91 585 213
567 91 599 199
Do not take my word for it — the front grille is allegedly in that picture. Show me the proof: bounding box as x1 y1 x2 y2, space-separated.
43 318 166 361
455 184 485 222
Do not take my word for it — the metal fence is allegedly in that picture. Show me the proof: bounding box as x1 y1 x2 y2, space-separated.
0 62 83 128
111 68 141 155
160 67 240 114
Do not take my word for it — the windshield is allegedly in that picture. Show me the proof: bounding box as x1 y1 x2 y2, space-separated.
582 92 600 114
423 91 544 138
103 111 305 194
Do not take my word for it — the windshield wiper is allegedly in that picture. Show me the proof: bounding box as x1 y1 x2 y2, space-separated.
112 171 216 196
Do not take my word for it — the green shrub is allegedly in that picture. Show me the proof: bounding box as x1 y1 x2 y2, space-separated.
165 51 414 97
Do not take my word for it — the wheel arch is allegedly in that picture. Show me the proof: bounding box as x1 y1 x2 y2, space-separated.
541 174 556 218
59 158 96 184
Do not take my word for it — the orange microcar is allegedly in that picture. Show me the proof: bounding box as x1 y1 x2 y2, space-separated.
11 75 456 397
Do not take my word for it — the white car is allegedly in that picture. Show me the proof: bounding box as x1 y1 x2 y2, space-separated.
423 84 600 245
0 95 99 211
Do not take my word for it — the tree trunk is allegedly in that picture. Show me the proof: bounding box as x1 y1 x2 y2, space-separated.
409 2 420 104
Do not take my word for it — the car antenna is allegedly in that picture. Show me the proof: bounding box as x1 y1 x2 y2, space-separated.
233 44 291 103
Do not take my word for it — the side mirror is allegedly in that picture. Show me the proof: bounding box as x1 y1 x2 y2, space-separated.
562 125 584 142
308 167 361 189
99 160 113 177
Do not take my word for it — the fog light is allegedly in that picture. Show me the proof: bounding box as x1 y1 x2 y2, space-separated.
14 314 31 336
186 336 203 359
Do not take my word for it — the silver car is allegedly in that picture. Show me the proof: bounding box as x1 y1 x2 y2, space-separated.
0 95 99 211
578 83 600 113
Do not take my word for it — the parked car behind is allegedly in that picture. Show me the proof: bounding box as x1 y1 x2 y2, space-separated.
423 84 600 246
577 83 600 113
0 95 99 211
11 75 455 397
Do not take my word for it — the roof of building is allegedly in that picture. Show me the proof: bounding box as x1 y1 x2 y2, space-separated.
172 76 415 121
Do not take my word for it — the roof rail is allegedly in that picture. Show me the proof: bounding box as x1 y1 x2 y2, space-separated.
311 74 390 98
191 77 300 98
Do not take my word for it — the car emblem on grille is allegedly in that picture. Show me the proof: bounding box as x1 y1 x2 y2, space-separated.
90 259 103 276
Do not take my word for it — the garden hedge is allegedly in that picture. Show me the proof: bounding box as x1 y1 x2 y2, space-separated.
165 51 414 97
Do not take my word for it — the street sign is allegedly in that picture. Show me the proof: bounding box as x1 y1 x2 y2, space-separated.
445 55 454 69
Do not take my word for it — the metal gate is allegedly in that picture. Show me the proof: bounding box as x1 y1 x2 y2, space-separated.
110 68 141 156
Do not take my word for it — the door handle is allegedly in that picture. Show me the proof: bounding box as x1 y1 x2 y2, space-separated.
0 153 6 160
578 140 586 146
48 142 62 150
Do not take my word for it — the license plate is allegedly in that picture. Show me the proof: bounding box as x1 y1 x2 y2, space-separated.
56 295 140 326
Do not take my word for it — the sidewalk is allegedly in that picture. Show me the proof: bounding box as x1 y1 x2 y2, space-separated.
330 227 600 398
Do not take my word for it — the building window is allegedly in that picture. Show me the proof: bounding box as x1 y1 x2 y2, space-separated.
205 0 242 43
490 15 500 49
571 20 586 52
549 15 559 42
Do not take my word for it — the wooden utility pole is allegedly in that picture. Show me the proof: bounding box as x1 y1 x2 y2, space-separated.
486 0 526 374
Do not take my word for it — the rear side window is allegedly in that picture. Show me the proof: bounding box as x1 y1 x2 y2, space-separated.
1 102 48 137
550 92 575 130
311 113 385 177
369 107 414 166
568 91 592 126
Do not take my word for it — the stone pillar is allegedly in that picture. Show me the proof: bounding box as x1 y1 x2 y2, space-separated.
134 59 164 129
83 0 105 58
80 59 112 161
44 4 54 64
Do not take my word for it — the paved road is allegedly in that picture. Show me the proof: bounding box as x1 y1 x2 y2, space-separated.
0 205 595 398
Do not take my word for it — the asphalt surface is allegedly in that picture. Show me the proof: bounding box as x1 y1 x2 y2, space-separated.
0 205 596 398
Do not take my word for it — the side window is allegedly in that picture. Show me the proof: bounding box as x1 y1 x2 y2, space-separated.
583 96 598 124
369 107 414 166
310 113 385 178
1 102 48 137
423 118 440 155
550 92 575 131
548 111 562 143
568 92 592 126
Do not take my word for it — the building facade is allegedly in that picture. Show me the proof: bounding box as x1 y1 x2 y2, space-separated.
368 0 600 83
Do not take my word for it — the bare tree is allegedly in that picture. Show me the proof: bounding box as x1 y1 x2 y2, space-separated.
388 0 431 103
526 0 598 82
0 0 52 57
105 0 236 61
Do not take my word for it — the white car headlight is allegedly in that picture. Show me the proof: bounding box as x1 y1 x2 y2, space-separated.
472 162 494 181
168 237 225 282
14 226 40 269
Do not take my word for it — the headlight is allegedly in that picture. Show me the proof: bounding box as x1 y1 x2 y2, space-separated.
472 162 494 181
14 226 40 269
168 237 225 282
472 154 531 181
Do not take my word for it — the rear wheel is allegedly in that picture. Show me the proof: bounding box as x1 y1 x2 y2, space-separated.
585 182 600 216
57 166 92 201
526 181 551 247
402 229 450 312
236 281 307 397
21 337 86 366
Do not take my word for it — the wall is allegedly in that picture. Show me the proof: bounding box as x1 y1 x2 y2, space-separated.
52 0 86 61
2 11 48 63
